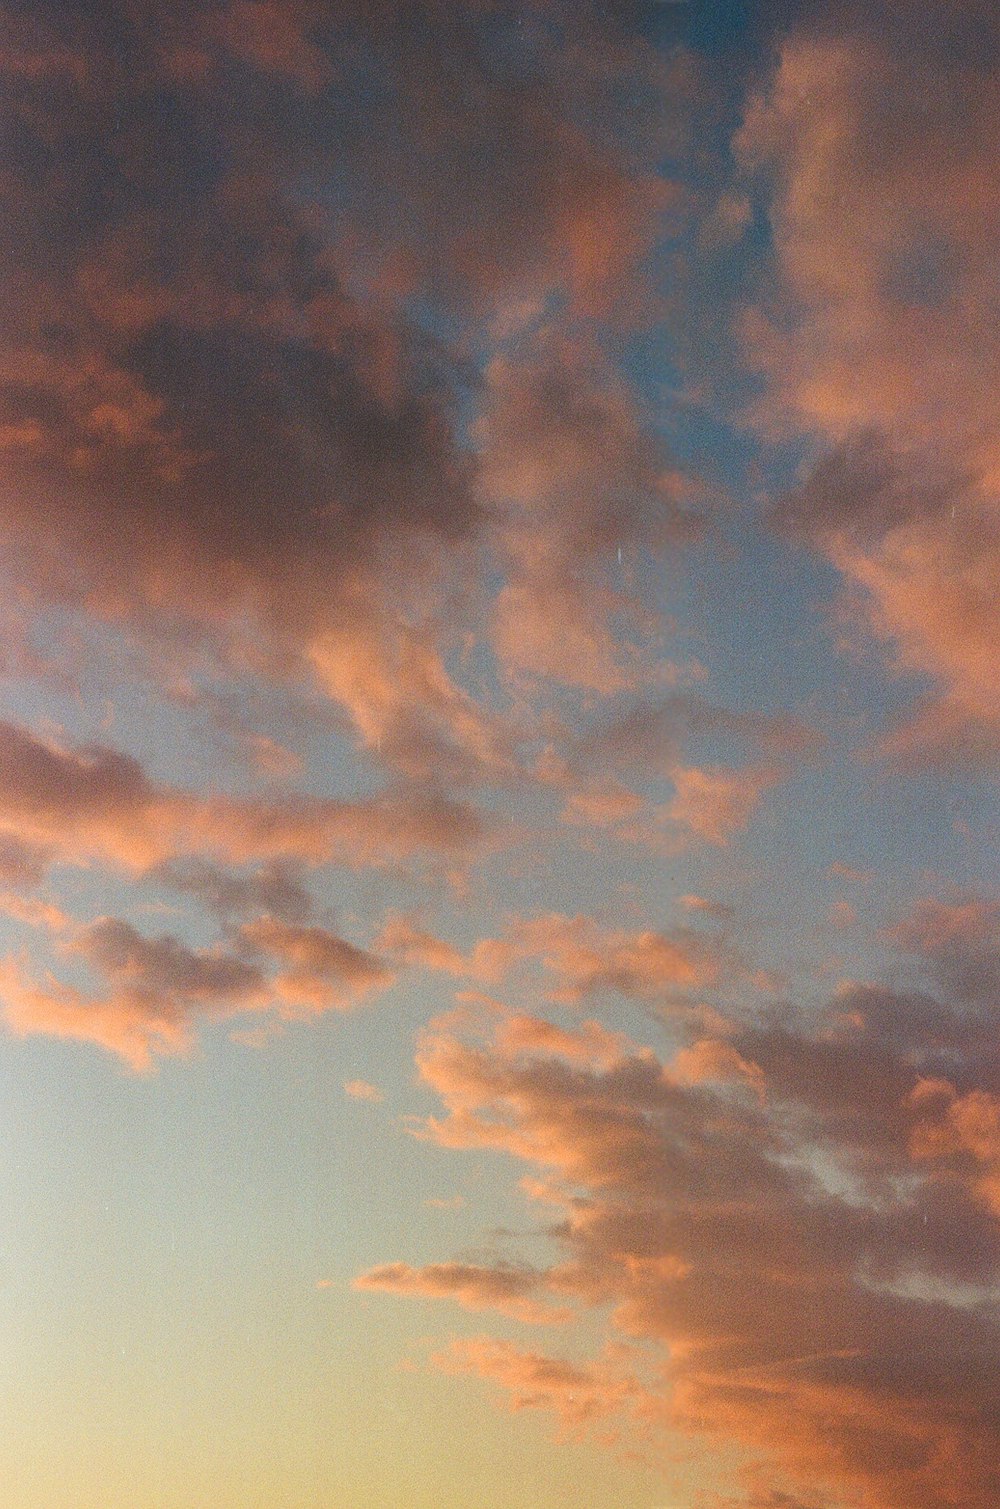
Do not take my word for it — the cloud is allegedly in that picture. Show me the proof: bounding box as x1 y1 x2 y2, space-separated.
355 1261 572 1326
242 917 393 1013
0 717 489 879
156 858 314 924
561 781 644 828
344 1078 384 1103
555 695 822 848
1 907 396 1065
0 716 170 869
679 894 734 921
1 917 270 1070
305 610 513 784
478 334 700 693
908 1077 1000 1219
377 911 730 1007
580 693 826 776
496 1014 635 1072
75 916 265 1003
888 894 1000 1004
377 914 528 986
0 831 50 892
363 961 1000 1506
738 11 1000 766
663 763 779 847
507 913 725 1003
430 1335 661 1441
0 0 688 787
0 892 70 933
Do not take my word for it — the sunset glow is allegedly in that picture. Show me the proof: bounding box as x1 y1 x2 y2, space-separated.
1 4 998 1507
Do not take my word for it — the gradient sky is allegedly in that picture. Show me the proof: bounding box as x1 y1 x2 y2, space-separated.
1 3 999 1507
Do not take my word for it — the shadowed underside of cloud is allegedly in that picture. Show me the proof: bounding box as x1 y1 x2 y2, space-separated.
552 691 826 848
242 915 393 1014
1 916 269 1069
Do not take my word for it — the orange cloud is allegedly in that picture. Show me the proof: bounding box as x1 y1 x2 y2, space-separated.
1 916 269 1071
0 717 489 881
430 1335 661 1443
355 1261 573 1327
365 976 1000 1506
0 908 396 1067
344 1079 384 1103
375 911 728 1007
0 0 688 803
739 15 1000 769
479 335 700 694
243 917 393 1014
495 1014 636 1071
663 763 779 847
908 1078 1000 1217
888 893 1000 1003
508 913 723 1002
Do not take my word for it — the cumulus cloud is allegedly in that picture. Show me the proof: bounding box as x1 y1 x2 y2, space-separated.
555 694 823 849
242 917 393 1014
477 334 700 693
1 908 395 1066
1 917 269 1070
0 717 489 879
155 858 314 924
888 894 1000 1005
4 7 996 1503
0 831 50 892
739 6 1000 767
0 0 690 789
507 913 725 1003
363 948 1000 1506
376 910 731 1008
663 763 779 847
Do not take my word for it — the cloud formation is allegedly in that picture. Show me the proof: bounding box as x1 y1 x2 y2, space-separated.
0 717 488 879
365 916 1000 1507
1 6 996 1506
242 917 393 1014
2 917 269 1070
0 0 691 790
739 5 1000 768
356 1260 572 1327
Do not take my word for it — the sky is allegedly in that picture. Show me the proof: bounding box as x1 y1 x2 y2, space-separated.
0 2 998 1506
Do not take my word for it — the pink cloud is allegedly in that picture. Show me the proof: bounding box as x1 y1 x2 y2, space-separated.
478 335 700 694
242 918 393 1015
663 763 779 847
430 1335 661 1443
344 1079 384 1103
0 917 269 1071
739 15 1000 769
363 980 1000 1506
0 908 395 1067
355 1261 573 1327
0 717 489 882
